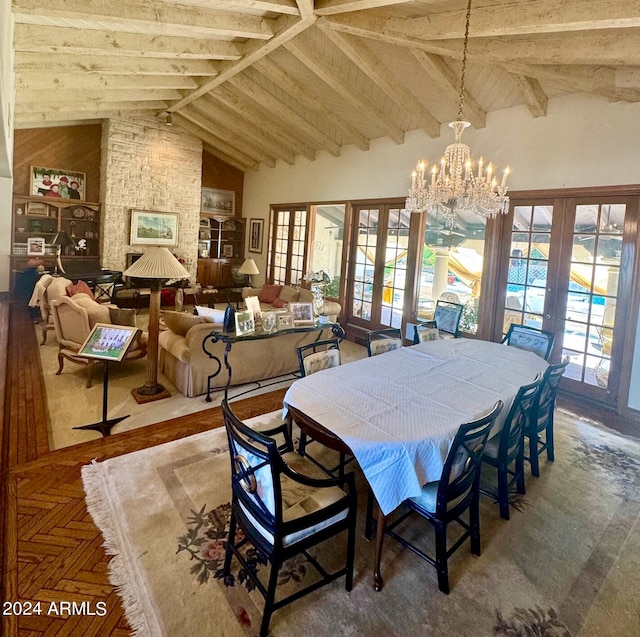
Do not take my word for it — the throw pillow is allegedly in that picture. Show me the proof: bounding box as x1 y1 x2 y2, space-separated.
194 306 226 324
297 288 314 303
272 297 287 308
66 280 95 299
258 284 281 304
108 307 137 327
278 285 299 304
72 295 111 328
162 311 209 337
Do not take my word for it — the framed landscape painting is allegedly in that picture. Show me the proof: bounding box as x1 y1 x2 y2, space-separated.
130 210 179 247
201 187 235 215
30 165 86 201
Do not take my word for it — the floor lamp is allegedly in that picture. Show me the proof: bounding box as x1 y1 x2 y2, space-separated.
123 247 190 404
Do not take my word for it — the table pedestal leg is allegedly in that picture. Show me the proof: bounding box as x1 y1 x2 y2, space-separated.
373 507 387 591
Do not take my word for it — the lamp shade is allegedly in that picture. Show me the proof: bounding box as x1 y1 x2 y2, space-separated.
238 258 259 276
123 247 190 280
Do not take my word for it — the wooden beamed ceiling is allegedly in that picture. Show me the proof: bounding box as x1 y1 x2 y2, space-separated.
11 0 640 171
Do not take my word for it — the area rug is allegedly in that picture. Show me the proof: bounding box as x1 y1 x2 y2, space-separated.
81 409 640 637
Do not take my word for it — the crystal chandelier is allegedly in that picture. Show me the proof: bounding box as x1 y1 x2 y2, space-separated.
406 0 510 223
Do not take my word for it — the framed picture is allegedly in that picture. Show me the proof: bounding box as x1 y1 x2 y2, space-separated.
78 324 142 362
201 187 235 215
27 237 46 256
30 165 86 201
249 218 263 253
222 244 234 258
244 295 262 322
235 310 255 336
130 209 179 247
290 302 314 324
276 312 294 330
26 201 49 216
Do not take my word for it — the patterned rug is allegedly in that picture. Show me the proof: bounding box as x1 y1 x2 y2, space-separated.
81 408 640 637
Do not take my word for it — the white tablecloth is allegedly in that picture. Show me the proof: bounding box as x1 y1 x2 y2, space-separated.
284 338 548 515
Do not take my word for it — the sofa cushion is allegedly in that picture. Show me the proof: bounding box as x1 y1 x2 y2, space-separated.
278 285 299 304
272 297 287 308
66 280 95 299
258 284 282 304
109 306 137 327
72 295 111 327
194 306 226 323
163 310 209 337
297 288 315 303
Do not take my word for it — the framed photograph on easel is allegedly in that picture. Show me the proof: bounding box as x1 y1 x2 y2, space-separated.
78 324 141 362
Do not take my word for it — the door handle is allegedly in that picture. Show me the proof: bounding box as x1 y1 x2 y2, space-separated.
545 314 551 320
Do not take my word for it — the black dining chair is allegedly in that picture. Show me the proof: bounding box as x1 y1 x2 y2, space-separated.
501 324 555 361
366 328 403 356
481 374 543 519
413 323 440 344
525 356 570 477
379 400 503 594
416 300 464 339
221 399 357 637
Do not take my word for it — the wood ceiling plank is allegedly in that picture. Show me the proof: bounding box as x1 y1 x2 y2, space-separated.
319 22 440 137
15 74 199 91
228 73 340 156
254 57 370 150
13 0 276 39
284 37 405 144
14 24 244 60
17 100 169 115
202 141 251 173
16 88 184 103
14 52 220 76
409 49 486 129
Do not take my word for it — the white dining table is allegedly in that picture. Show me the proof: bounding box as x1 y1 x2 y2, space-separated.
284 338 548 517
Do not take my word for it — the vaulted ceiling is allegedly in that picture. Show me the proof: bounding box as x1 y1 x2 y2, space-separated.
11 0 640 171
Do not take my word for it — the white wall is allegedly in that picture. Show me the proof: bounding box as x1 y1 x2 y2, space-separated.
0 175 11 292
0 0 14 179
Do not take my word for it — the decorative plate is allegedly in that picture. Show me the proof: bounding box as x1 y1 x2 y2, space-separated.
72 207 85 219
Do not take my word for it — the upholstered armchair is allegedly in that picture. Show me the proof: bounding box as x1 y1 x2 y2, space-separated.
50 297 146 387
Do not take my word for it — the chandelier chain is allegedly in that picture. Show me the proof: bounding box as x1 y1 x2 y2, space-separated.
457 0 472 122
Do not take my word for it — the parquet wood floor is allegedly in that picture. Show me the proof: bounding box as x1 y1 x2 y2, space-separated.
1 301 287 636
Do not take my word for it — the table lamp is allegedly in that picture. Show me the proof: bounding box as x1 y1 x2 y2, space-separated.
239 258 259 286
51 231 76 274
123 247 190 403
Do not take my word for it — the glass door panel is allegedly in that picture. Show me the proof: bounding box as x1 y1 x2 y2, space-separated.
380 208 410 329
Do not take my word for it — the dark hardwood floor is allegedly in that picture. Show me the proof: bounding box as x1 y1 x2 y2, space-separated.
1 299 637 636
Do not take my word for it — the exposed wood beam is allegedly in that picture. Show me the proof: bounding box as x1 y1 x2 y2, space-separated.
512 75 548 117
213 0 299 16
197 93 295 165
17 88 183 103
184 103 277 168
13 0 276 39
14 119 104 130
228 74 341 156
166 14 315 112
15 106 163 125
17 100 169 115
315 0 408 16
174 113 259 171
284 37 405 144
203 142 251 174
212 84 317 161
295 0 314 18
319 22 440 137
15 73 199 91
616 68 640 88
253 57 369 150
409 49 486 129
14 24 244 60
385 0 640 40
15 52 220 76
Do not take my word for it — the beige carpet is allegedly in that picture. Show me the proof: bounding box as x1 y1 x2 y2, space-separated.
81 406 640 637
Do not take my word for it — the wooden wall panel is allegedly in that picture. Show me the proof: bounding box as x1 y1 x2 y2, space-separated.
12 125 102 202
202 150 244 217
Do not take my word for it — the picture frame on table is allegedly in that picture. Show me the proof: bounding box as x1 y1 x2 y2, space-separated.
201 187 235 215
290 302 314 324
79 323 142 362
235 310 255 336
30 165 86 201
27 237 46 256
244 295 262 322
130 209 179 247
249 218 263 253
276 312 294 330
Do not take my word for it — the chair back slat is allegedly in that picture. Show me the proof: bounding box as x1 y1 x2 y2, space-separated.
499 374 543 459
437 401 503 516
502 324 555 361
433 300 464 337
414 324 440 344
534 357 569 430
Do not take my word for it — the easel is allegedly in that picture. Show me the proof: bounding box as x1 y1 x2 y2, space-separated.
74 323 141 437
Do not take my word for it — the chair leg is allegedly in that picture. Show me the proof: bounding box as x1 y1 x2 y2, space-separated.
345 511 356 591
434 520 450 594
529 433 540 478
223 514 236 576
546 420 555 462
260 560 280 637
41 327 48 345
497 464 510 520
515 453 526 494
298 431 308 456
56 353 64 375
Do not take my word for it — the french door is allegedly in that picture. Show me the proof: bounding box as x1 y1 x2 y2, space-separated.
347 203 412 333
497 195 637 406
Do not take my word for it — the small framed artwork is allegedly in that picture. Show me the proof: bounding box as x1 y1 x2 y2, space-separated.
78 324 142 362
249 218 263 253
276 312 294 330
30 165 86 201
199 217 210 227
130 209 179 247
290 302 314 324
27 237 46 256
201 187 235 215
244 295 262 322
222 244 234 258
26 201 49 216
235 310 255 336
